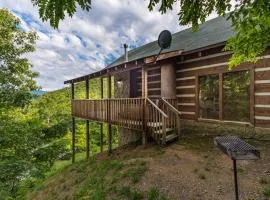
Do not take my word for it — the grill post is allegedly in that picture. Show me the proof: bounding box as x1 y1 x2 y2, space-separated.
233 159 239 200
214 136 260 200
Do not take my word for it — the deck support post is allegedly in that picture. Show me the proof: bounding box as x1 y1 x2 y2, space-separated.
100 77 104 152
219 73 223 121
71 82 76 163
85 78 90 160
107 75 112 154
142 67 148 146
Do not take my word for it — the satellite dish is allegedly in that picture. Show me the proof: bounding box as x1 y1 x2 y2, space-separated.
158 30 172 50
153 30 172 63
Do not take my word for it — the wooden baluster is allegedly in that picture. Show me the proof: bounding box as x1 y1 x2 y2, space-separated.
131 99 134 129
162 116 166 145
119 99 121 126
100 78 104 151
71 83 76 163
107 76 112 155
125 99 127 128
115 100 117 125
157 110 160 142
85 78 90 160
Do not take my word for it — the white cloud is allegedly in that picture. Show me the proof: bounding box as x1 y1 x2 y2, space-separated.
0 0 211 91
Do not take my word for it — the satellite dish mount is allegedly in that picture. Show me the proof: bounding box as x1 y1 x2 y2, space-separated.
154 30 172 63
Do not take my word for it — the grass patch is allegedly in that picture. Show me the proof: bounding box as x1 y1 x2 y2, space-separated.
263 187 270 197
147 187 170 200
177 135 214 151
259 177 268 185
46 152 87 177
30 156 150 200
123 161 147 184
118 186 143 200
147 187 159 200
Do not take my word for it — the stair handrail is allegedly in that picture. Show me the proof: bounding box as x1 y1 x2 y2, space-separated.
161 97 182 116
146 98 168 145
146 98 168 118
160 98 182 137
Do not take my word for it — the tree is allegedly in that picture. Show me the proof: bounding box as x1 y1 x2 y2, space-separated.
31 0 91 28
0 9 38 108
0 10 69 198
148 0 270 68
30 0 270 68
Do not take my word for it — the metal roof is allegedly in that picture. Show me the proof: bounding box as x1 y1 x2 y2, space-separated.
107 15 233 68
65 15 233 84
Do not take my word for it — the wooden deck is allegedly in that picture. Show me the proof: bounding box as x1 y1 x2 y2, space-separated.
72 98 182 145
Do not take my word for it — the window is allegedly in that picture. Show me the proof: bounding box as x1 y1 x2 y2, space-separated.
198 70 251 122
199 74 219 119
223 71 250 122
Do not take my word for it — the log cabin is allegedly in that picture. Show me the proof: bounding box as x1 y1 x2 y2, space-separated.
64 16 270 161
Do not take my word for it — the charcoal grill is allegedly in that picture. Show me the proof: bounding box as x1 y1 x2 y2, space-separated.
214 136 260 200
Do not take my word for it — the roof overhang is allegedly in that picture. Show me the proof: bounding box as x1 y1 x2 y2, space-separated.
64 50 183 84
64 42 226 84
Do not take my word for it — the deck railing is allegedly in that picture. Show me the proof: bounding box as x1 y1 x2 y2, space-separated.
72 98 144 130
72 97 181 145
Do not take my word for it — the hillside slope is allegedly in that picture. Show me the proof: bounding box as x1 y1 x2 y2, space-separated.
28 134 270 200
33 78 114 153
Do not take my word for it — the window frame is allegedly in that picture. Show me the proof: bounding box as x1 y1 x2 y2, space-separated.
195 66 255 125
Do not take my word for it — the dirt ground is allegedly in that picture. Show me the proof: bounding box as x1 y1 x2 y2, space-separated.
30 133 270 200
118 134 270 200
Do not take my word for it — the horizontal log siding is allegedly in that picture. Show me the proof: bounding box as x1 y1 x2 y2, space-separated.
135 69 142 97
254 57 270 127
175 61 196 120
147 66 161 98
175 50 270 128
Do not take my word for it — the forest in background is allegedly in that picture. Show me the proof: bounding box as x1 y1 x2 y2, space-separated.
0 9 118 199
0 79 118 199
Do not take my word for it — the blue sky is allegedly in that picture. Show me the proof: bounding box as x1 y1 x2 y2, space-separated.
0 0 217 91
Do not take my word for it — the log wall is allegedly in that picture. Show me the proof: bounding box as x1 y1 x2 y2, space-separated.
175 47 270 128
137 66 161 98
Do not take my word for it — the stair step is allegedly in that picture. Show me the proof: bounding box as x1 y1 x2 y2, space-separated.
147 122 163 127
154 128 174 134
164 134 178 142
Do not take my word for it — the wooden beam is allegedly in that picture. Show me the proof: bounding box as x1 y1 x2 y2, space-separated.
107 76 112 154
161 63 176 98
85 79 90 160
144 50 182 64
250 67 255 125
142 67 148 98
142 67 147 145
71 83 75 163
195 75 199 120
219 73 223 121
100 77 104 153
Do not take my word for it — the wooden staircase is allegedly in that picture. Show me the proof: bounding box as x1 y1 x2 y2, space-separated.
146 98 182 145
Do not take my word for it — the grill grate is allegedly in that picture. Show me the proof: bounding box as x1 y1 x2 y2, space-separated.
214 135 261 200
214 135 260 160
